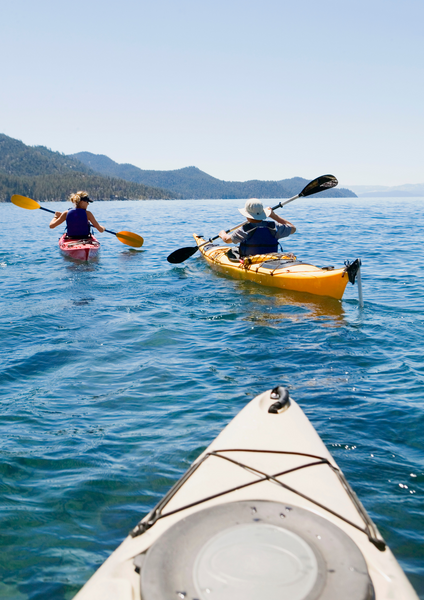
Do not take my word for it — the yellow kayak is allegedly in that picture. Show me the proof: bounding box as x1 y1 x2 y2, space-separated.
193 234 357 300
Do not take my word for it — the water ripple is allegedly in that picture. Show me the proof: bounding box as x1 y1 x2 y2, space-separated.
1 197 423 598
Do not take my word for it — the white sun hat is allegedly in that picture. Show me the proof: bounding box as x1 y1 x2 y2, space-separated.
238 199 272 220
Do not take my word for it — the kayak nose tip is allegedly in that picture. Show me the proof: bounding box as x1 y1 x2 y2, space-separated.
268 386 290 414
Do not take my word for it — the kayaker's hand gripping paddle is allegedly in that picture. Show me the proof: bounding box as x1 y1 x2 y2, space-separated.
10 195 144 248
167 174 338 264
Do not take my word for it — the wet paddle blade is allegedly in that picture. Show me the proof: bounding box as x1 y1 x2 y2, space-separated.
11 195 41 210
300 175 338 197
115 231 144 248
167 246 199 264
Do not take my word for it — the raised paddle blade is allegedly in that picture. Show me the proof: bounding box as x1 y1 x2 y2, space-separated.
167 246 199 264
115 231 144 248
11 195 41 210
300 175 338 197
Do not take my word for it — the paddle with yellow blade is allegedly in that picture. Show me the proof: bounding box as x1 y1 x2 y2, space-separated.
10 195 144 248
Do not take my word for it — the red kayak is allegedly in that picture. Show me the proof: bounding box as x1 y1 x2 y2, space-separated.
59 234 100 261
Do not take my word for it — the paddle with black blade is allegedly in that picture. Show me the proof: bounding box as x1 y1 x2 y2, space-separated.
167 174 338 264
10 195 144 248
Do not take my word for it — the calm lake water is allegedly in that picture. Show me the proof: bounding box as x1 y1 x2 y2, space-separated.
1 196 423 599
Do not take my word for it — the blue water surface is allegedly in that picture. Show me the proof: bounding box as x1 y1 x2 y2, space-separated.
0 197 423 599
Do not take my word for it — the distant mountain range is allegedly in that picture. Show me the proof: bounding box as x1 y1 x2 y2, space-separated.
346 184 424 197
0 132 358 202
71 151 357 200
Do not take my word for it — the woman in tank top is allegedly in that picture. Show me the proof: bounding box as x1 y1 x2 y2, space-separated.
49 191 106 238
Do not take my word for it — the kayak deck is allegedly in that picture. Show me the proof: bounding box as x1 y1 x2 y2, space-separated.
193 234 352 299
74 387 418 600
59 234 100 261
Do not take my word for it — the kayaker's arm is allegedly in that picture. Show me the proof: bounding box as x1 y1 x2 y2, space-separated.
49 211 67 229
87 212 106 233
266 209 296 234
219 230 233 243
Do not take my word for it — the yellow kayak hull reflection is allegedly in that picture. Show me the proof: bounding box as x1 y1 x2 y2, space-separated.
193 235 350 300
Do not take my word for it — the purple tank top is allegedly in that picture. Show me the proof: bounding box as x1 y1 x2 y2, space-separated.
66 208 90 237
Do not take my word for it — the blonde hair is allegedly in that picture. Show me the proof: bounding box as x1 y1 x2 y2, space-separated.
69 191 90 206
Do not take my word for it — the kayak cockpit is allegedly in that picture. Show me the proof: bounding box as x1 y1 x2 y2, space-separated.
59 233 100 261
134 500 375 600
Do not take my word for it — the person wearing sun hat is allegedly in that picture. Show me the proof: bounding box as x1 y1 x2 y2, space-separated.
49 191 106 239
219 198 296 257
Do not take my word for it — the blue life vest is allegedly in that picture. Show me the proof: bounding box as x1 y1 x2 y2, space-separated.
66 208 91 237
239 221 279 257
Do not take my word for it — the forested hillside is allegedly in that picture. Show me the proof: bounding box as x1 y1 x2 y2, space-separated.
0 134 177 201
0 133 357 201
0 172 175 202
72 152 357 199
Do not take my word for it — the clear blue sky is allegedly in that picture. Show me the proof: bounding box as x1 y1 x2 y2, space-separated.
1 0 423 186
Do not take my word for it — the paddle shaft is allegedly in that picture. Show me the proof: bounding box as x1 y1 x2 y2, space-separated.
37 208 117 238
39 211 116 236
38 207 124 240
39 206 56 215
